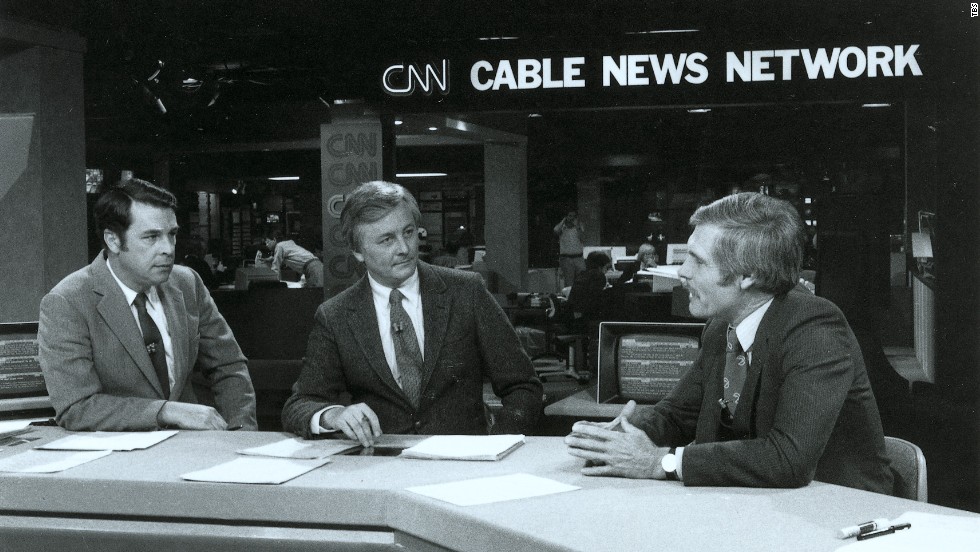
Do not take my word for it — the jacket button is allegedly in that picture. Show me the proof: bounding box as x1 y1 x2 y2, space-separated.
414 421 423 430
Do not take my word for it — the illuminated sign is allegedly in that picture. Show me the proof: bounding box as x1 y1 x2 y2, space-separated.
382 60 450 96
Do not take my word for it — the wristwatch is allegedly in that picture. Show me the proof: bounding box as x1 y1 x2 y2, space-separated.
661 447 678 481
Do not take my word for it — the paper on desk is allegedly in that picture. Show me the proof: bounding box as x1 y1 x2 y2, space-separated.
0 449 112 473
406 472 579 506
836 511 980 552
400 434 525 461
238 438 358 459
37 430 178 451
180 456 331 484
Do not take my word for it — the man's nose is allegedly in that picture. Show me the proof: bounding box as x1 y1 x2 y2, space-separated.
677 258 692 281
162 235 176 256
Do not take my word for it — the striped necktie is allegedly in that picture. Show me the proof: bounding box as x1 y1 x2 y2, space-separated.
389 289 423 407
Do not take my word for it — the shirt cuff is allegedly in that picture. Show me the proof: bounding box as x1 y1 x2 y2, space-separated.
675 446 685 481
310 405 344 435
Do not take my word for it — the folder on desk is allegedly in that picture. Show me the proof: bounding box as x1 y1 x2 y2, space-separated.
400 434 525 461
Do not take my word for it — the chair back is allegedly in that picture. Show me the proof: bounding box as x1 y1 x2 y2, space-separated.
884 436 928 502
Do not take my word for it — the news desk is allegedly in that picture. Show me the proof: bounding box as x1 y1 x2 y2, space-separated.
0 428 975 552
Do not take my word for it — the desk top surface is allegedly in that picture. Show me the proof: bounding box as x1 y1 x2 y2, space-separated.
0 427 975 552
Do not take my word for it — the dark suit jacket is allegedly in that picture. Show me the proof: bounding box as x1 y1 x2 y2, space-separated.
38 253 257 431
633 287 894 494
281 263 543 439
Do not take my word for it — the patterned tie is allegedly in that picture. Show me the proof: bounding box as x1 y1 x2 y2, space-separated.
723 325 747 413
133 292 170 399
389 289 423 407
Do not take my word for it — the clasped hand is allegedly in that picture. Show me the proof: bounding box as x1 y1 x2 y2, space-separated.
322 403 382 447
564 400 670 479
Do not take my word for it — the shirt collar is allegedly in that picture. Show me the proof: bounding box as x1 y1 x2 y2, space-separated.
106 259 160 306
367 268 421 306
732 297 774 352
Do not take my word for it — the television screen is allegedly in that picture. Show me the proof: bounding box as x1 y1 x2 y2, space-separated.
596 321 705 404
0 323 45 399
617 333 699 402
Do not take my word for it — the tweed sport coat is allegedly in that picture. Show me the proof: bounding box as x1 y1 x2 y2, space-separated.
38 253 256 431
281 262 543 439
633 286 894 494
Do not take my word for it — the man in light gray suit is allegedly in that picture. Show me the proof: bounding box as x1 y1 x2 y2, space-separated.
39 178 256 431
282 181 543 445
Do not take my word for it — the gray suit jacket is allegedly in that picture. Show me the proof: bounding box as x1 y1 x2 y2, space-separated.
634 287 894 494
38 253 256 431
281 262 543 438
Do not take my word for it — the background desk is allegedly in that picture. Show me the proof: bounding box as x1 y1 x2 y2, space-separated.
0 427 976 552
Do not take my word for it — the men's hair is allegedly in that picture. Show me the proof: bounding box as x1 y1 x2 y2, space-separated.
585 251 611 270
340 181 421 251
689 192 805 295
95 178 177 249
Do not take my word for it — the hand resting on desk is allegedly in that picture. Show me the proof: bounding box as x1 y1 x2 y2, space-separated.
564 400 671 480
322 403 382 447
158 402 228 430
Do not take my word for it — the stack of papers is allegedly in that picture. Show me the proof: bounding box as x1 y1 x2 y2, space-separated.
406 473 579 506
238 438 359 459
180 457 331 484
0 449 112 473
400 434 525 461
37 430 178 451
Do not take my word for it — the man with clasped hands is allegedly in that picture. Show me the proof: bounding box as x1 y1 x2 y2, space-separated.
39 178 256 431
566 192 893 494
281 181 542 445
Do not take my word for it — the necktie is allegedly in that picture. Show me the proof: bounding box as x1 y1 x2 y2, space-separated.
133 292 170 399
723 325 747 414
389 289 423 407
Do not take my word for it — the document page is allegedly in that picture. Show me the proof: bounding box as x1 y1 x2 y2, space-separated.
238 438 359 459
180 456 331 484
37 430 178 451
400 434 525 461
406 472 579 506
0 449 112 473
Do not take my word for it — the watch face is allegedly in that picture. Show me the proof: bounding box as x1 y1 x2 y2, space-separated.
661 453 677 473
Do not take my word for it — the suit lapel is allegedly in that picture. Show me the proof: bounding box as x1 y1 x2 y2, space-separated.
346 277 404 397
158 280 188 398
698 322 728 442
418 264 449 391
91 254 167 398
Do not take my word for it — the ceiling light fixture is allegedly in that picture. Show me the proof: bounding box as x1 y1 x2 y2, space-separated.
687 108 711 113
626 29 699 35
861 103 892 108
396 172 447 178
427 126 438 131
394 119 403 125
477 36 519 41
268 176 300 181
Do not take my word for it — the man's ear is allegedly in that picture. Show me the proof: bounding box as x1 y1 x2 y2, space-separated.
351 250 365 263
738 274 758 290
104 230 122 254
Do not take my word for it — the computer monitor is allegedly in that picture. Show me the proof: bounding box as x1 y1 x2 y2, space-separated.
596 321 705 404
0 322 44 400
234 266 280 290
665 244 690 265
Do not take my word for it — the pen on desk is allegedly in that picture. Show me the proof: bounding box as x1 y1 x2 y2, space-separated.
856 523 911 541
228 425 244 431
837 518 889 539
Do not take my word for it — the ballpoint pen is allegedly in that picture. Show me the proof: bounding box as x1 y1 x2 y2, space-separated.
856 522 911 541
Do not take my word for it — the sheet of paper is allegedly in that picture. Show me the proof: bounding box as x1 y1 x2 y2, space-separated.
238 438 358 459
406 472 579 506
37 430 178 451
180 456 331 484
836 511 980 552
401 434 525 461
0 449 112 473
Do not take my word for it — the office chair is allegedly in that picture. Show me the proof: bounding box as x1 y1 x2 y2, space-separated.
883 436 928 502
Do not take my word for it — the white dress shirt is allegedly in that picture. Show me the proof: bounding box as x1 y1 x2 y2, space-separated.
674 297 773 480
310 269 425 434
106 259 175 392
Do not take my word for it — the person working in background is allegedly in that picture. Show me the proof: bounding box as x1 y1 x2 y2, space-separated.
38 178 257 431
567 251 612 376
281 181 543 445
565 192 893 494
616 242 659 285
554 210 586 288
263 233 324 287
